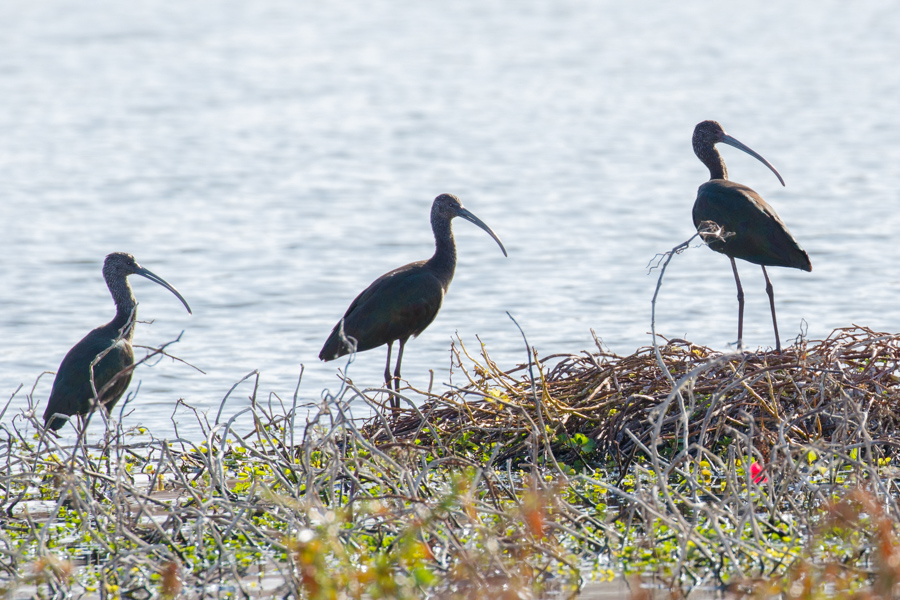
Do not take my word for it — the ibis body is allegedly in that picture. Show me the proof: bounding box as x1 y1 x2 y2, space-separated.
43 253 191 430
691 120 811 351
319 193 507 406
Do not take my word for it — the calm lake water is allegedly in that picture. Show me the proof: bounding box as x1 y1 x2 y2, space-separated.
2 1 899 440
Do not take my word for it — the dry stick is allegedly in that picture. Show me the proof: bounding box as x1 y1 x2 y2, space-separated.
654 357 734 483
215 370 259 426
242 411 301 493
632 359 741 580
321 388 408 482
133 334 205 375
648 230 728 508
403 387 450 455
506 312 566 478
648 231 704 386
345 383 397 444
214 407 254 490
729 411 768 522
161 441 207 512
379 384 446 452
289 366 304 451
0 384 24 425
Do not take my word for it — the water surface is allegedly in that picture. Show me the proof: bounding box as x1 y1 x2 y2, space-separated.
2 1 899 439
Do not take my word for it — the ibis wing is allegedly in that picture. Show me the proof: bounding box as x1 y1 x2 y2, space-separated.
320 263 444 360
44 327 135 430
693 180 811 271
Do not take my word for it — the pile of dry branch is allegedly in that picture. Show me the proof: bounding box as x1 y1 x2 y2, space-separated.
371 326 900 467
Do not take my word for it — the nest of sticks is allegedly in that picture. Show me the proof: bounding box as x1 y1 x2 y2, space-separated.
367 326 900 467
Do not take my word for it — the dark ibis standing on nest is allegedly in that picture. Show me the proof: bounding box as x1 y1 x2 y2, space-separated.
43 252 192 430
319 193 507 406
691 120 811 352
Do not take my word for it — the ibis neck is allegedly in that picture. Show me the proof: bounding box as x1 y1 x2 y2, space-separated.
106 275 138 340
699 144 728 180
426 216 457 290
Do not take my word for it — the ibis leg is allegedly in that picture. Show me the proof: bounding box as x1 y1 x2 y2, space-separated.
392 338 408 409
383 341 394 391
730 257 745 351
762 266 781 352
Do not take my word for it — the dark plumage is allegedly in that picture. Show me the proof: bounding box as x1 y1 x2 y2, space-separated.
691 120 811 352
320 193 507 406
43 253 191 430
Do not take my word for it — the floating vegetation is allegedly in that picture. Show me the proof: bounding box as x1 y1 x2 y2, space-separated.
2 325 900 598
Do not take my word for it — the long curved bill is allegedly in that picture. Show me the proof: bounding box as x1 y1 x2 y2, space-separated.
721 134 785 187
135 266 193 314
457 208 508 257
